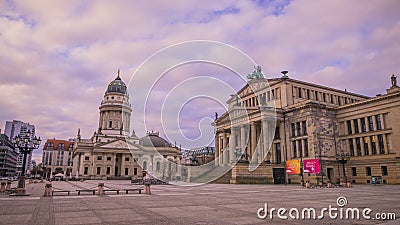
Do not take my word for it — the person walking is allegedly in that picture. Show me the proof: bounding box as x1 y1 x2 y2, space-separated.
143 171 151 194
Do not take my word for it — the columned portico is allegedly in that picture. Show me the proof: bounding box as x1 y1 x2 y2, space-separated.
213 68 400 185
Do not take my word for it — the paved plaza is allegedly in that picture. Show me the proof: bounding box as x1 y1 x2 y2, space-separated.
0 180 399 225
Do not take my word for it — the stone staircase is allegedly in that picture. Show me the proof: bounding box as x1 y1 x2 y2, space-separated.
190 165 232 184
211 169 232 184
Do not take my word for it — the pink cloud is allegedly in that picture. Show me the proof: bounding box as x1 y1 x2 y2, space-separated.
1 0 399 161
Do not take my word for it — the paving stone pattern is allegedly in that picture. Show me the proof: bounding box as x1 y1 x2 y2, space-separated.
0 180 399 224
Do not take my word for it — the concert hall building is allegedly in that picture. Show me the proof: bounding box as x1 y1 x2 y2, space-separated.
213 71 400 185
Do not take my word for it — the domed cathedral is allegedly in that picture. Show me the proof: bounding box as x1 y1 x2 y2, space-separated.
72 70 182 180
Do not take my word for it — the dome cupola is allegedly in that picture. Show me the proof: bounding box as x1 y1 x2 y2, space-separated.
140 131 172 147
98 69 132 137
106 69 127 94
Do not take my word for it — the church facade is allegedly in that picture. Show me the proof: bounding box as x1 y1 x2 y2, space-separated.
214 70 400 185
72 71 182 180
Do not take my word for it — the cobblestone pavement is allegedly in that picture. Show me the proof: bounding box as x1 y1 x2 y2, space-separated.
0 180 399 224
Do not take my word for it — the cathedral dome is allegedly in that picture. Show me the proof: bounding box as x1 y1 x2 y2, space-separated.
106 69 127 94
140 131 172 147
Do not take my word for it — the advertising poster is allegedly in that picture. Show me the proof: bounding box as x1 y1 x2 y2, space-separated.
303 159 321 174
286 160 300 174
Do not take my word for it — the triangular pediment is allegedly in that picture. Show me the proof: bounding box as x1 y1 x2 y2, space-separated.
238 84 252 97
236 79 281 98
97 139 141 150
215 112 230 124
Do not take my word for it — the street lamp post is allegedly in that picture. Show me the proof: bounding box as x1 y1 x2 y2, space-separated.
300 150 304 187
12 131 41 195
41 165 47 179
335 153 350 185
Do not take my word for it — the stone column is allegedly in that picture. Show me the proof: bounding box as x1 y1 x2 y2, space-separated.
222 131 228 165
262 119 274 163
104 111 108 129
372 116 377 131
240 125 248 160
367 137 372 155
257 124 263 164
250 122 257 163
229 127 237 164
383 134 389 154
91 152 95 176
360 137 365 156
345 138 351 154
79 154 84 176
112 153 116 176
99 112 103 130
150 155 154 173
121 153 125 176
72 153 79 176
219 137 223 165
214 132 220 166
356 119 361 133
381 114 386 130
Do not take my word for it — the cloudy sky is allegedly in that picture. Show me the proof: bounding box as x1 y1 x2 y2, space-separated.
1 0 399 163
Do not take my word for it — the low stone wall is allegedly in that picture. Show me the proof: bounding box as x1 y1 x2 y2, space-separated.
230 164 274 184
233 176 273 184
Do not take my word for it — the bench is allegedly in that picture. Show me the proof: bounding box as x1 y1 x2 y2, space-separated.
103 189 120 195
5 189 16 194
76 189 96 195
124 187 144 194
52 190 70 196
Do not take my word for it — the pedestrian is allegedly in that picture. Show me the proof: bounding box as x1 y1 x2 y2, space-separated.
305 180 311 188
143 171 151 194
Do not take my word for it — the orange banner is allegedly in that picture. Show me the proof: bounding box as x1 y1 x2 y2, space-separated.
286 160 300 175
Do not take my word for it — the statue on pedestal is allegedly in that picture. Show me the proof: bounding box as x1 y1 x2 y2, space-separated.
391 74 398 88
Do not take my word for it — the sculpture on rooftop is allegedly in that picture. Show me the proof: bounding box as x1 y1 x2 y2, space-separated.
247 66 264 79
391 74 398 88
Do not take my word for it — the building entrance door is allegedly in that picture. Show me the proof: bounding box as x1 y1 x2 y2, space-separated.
114 166 118 177
115 153 122 177
273 168 286 184
327 168 334 182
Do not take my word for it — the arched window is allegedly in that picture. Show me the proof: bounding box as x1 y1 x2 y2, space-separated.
156 161 160 171
143 161 147 171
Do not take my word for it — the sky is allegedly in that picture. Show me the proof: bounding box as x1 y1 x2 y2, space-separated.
1 0 399 163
